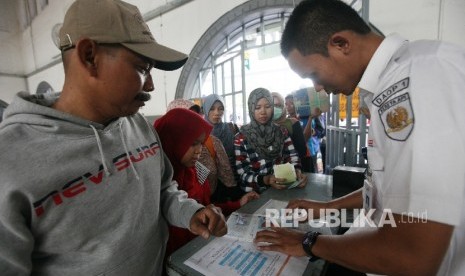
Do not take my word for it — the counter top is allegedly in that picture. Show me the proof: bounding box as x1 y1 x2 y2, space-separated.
166 173 334 276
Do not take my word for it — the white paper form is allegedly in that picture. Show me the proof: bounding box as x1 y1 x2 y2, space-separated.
184 199 334 275
225 212 266 243
184 237 308 276
255 199 334 234
184 199 310 275
225 200 290 242
254 199 288 216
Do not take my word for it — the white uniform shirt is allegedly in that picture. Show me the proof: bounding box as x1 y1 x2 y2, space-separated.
358 33 465 276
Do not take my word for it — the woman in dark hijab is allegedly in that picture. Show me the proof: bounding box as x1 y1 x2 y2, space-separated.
234 88 307 193
203 94 238 165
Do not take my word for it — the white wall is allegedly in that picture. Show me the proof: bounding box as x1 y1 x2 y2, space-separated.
139 0 247 116
0 76 27 103
0 0 74 102
27 62 65 95
0 0 464 114
440 0 465 46
370 0 465 47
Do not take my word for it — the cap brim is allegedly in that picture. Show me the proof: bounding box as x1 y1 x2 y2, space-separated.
122 42 188 71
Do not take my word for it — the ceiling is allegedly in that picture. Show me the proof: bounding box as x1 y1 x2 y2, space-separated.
0 0 43 40
0 1 19 36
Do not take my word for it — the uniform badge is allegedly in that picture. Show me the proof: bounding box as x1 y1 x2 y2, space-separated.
372 78 414 141
378 92 414 141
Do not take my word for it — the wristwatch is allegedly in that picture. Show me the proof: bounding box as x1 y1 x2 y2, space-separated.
302 231 321 262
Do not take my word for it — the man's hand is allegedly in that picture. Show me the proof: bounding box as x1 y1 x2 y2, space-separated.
189 204 227 239
287 199 328 220
254 227 307 257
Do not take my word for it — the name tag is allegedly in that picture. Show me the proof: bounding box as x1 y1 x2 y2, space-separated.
363 179 375 212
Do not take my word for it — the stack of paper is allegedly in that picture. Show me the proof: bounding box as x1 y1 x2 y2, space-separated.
184 199 314 276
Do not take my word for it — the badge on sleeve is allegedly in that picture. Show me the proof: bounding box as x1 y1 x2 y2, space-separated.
373 78 414 141
379 93 414 141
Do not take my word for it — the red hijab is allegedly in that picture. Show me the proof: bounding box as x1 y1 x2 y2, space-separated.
154 108 213 203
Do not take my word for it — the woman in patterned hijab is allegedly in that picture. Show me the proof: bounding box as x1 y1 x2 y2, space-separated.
241 88 286 161
234 88 307 192
166 98 195 111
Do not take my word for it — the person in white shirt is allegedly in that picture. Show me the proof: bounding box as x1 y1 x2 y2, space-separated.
254 1 465 275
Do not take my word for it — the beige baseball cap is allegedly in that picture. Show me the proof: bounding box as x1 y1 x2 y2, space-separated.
59 0 188 71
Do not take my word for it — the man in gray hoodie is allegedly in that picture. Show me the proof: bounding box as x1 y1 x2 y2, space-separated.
0 0 227 275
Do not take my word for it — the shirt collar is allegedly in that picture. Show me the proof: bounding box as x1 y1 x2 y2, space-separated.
358 33 407 95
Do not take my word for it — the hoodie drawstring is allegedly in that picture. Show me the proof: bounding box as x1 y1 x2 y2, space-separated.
142 116 158 143
119 122 141 181
90 124 112 177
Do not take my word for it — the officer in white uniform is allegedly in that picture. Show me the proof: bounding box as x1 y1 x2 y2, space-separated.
359 33 465 276
254 1 465 275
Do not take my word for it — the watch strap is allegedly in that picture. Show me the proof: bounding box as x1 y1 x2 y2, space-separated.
302 231 321 262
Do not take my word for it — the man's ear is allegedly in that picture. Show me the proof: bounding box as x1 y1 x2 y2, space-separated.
75 38 98 75
329 32 350 54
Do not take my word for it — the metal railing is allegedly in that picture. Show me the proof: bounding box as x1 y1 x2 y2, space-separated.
325 125 367 174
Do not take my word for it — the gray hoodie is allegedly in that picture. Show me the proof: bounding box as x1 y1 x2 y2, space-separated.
0 92 203 275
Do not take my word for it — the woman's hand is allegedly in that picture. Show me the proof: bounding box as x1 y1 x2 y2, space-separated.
295 169 307 188
263 175 287 190
239 191 260 206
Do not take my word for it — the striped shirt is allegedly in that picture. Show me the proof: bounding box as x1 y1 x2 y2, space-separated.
234 130 301 192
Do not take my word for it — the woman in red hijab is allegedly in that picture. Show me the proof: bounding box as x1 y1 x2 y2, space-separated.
154 108 213 256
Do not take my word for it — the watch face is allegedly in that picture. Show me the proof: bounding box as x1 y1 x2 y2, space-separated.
303 236 311 244
302 231 321 262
